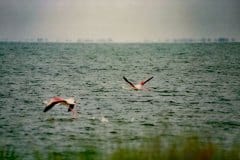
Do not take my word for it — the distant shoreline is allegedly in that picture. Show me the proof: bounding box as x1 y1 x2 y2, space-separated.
0 41 239 44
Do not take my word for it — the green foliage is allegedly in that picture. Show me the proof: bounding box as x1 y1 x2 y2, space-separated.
34 149 100 160
1 135 239 160
108 136 240 160
0 147 19 160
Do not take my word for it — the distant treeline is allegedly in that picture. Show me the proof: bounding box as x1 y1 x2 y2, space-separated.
0 37 238 43
166 37 237 43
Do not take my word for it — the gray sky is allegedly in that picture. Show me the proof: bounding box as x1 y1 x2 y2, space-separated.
0 0 239 42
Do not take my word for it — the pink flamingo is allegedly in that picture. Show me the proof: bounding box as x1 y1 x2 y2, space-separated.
123 76 153 90
43 97 77 117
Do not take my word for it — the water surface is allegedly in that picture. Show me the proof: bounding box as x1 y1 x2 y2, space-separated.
0 42 239 158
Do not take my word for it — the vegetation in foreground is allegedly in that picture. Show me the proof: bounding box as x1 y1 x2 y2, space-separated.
109 136 239 160
1 135 239 160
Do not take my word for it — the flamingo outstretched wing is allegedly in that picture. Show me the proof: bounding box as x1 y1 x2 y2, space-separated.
123 76 136 89
141 76 154 85
43 97 66 112
43 100 66 112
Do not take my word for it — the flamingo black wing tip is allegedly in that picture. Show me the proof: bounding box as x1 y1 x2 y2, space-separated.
68 104 75 112
43 102 58 112
43 107 49 112
142 76 154 85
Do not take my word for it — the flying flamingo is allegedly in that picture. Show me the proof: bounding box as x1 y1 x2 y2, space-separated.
123 76 154 90
43 97 77 117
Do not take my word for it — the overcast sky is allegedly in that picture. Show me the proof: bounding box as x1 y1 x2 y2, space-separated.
0 0 239 42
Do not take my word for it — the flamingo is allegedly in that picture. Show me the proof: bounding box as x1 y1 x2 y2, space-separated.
123 76 153 90
43 97 77 117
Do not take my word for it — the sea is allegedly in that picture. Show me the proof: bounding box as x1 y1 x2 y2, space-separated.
0 42 239 158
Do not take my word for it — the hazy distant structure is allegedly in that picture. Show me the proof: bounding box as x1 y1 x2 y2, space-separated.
162 37 238 43
76 38 113 43
37 38 48 43
217 38 229 43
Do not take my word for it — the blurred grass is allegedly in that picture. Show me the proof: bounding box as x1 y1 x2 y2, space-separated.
33 149 99 160
0 147 19 160
108 136 240 160
1 135 239 160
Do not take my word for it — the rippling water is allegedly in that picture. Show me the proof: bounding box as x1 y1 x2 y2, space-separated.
0 42 240 158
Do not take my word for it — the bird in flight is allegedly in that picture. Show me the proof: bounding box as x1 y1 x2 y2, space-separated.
43 97 77 117
123 76 153 90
